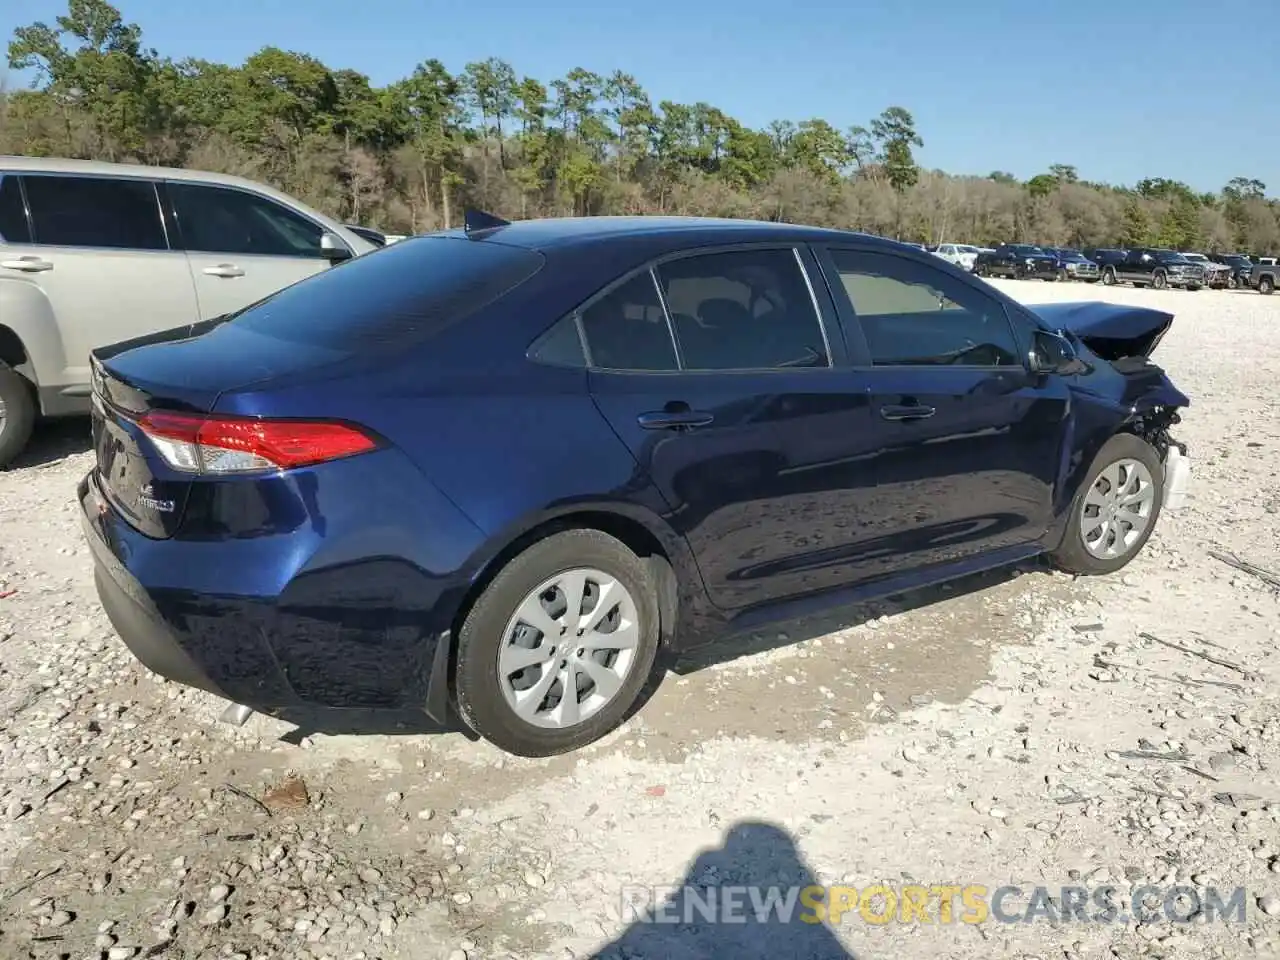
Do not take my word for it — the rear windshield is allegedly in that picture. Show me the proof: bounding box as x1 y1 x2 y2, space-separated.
229 236 545 349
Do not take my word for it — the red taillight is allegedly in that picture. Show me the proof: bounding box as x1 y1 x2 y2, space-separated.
137 411 378 475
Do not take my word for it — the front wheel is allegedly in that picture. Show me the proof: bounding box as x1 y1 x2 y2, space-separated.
1057 268 1068 282
1101 267 1116 286
453 529 661 757
1260 276 1276 295
1050 433 1164 576
1152 270 1168 290
0 363 36 470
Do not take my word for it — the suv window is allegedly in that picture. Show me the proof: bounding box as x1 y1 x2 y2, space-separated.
170 182 325 258
23 175 166 250
829 249 1020 367
0 176 30 243
655 248 829 370
579 272 677 371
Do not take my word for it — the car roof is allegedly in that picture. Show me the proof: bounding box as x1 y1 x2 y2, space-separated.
432 215 893 253
0 155 322 203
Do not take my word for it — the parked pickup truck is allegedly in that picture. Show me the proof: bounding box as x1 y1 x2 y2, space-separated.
1099 247 1204 290
1250 261 1278 294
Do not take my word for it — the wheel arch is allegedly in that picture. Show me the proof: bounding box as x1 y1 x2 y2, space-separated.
446 502 708 663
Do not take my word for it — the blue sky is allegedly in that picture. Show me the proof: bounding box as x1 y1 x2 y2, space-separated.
5 0 1277 194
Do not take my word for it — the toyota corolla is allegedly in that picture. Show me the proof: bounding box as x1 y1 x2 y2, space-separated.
81 213 1191 756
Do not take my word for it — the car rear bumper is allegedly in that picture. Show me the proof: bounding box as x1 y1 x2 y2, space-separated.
79 468 466 721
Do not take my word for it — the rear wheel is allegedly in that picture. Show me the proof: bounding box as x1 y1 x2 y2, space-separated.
453 529 661 756
1050 433 1164 576
1152 270 1168 290
0 363 36 470
1057 268 1068 282
1102 266 1116 285
1261 276 1276 295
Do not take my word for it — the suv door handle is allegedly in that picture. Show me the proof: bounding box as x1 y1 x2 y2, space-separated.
1 256 53 273
202 264 245 278
638 409 714 430
880 404 936 421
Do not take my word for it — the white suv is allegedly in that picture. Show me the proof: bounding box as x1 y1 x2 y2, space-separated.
0 157 377 466
932 243 980 272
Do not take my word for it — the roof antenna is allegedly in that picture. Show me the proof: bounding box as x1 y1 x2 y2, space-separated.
463 208 511 238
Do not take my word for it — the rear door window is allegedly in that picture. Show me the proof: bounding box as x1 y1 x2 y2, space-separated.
170 182 326 258
654 248 829 370
23 175 167 250
579 272 677 371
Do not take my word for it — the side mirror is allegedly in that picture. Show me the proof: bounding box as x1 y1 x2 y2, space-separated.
1029 329 1086 376
320 231 353 263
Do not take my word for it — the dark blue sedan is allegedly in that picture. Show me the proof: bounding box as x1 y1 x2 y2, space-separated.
80 213 1191 756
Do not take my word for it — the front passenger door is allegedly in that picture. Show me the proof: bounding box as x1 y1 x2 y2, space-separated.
819 246 1071 581
167 182 344 320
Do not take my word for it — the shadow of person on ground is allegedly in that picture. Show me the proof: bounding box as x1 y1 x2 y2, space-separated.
591 820 857 960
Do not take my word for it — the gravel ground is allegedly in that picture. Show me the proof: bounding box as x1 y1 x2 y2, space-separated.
1 279 1279 960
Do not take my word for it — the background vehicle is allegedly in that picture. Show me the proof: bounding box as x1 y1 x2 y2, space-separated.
974 244 1060 280
1042 247 1100 282
1180 253 1230 288
1085 249 1127 283
932 243 980 272
1209 253 1254 289
1250 261 1278 294
80 212 1189 757
1099 248 1204 290
0 157 377 467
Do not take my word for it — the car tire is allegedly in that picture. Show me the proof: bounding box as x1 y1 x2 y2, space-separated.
1102 267 1116 285
1229 276 1240 290
1260 276 1275 295
453 528 661 757
1057 268 1068 282
1152 270 1167 290
1049 433 1165 577
0 363 36 470
1187 284 1200 292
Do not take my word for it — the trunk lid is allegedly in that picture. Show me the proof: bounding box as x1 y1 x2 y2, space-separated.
91 321 352 539
1030 301 1174 362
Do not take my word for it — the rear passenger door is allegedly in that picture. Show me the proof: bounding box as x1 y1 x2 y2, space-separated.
817 245 1070 578
582 245 883 613
0 173 199 396
167 181 347 320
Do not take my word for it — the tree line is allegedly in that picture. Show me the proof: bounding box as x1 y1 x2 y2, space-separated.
4 0 1278 255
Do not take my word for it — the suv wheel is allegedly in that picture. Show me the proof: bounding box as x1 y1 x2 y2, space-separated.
1152 270 1168 290
1260 276 1276 295
1102 267 1116 285
0 364 36 469
453 529 661 757
1050 433 1164 576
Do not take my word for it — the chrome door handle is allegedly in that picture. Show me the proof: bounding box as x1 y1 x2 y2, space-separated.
202 264 245 278
1 256 53 273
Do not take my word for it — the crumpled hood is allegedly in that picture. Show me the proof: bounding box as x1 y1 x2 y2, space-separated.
1030 301 1174 360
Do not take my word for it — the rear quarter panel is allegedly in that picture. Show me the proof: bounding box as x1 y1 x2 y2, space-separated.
0 273 65 388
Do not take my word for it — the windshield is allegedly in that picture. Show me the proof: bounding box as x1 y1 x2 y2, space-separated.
958 245 979 253
1225 255 1251 266
1182 253 1207 262
1155 251 1188 264
1010 245 1044 255
229 236 546 350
